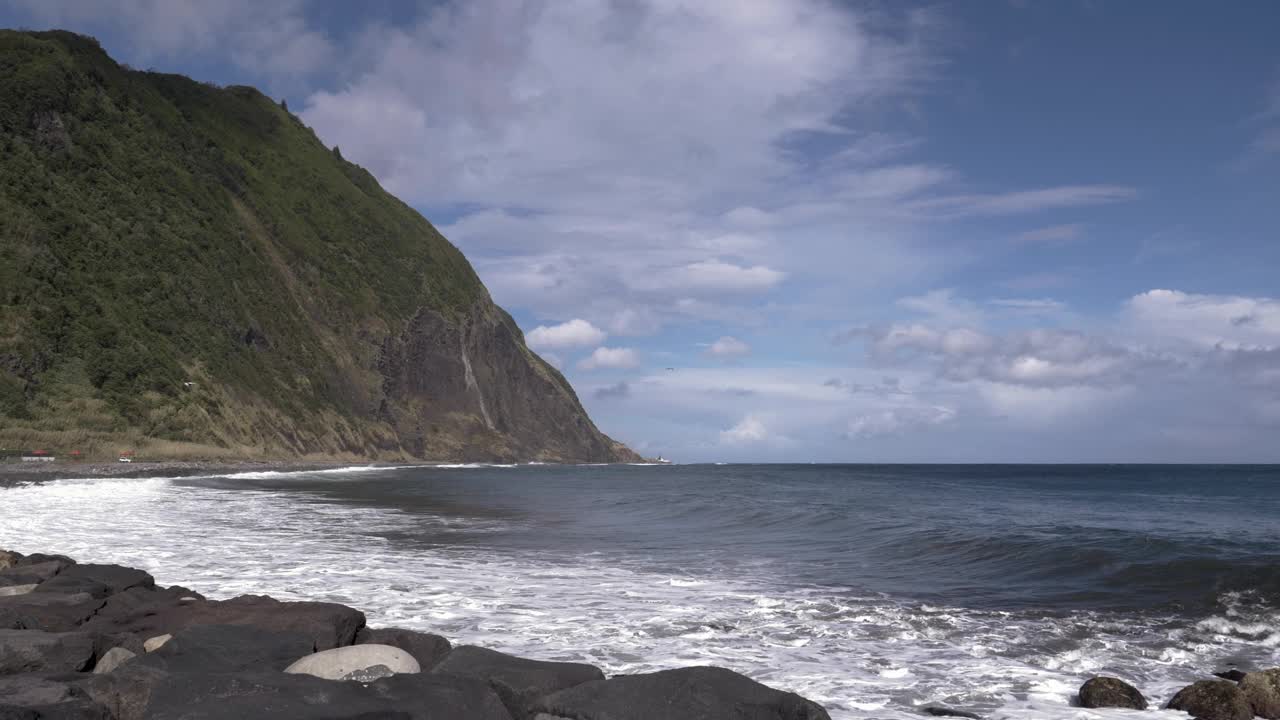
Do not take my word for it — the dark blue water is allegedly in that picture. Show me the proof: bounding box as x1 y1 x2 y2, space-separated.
6 463 1279 718
194 463 1280 613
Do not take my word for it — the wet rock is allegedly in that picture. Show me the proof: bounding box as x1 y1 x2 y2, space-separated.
923 707 981 718
0 592 105 632
529 666 832 720
51 565 153 597
1240 668 1280 719
0 587 36 599
1215 670 1248 683
90 666 512 720
142 635 171 653
0 630 96 674
1078 676 1148 710
82 590 363 650
141 624 312 673
433 645 602 719
1167 680 1252 720
284 643 419 681
92 647 137 674
356 627 452 668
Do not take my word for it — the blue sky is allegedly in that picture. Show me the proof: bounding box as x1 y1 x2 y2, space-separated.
4 1 1279 462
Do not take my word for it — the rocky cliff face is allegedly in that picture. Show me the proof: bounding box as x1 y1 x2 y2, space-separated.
0 30 638 463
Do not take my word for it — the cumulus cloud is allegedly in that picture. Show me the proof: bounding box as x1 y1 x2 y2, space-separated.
578 347 640 371
720 414 769 446
525 318 607 350
1127 289 1280 350
705 336 751 359
845 405 956 439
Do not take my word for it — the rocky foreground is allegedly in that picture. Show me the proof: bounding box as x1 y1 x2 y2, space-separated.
0 549 831 719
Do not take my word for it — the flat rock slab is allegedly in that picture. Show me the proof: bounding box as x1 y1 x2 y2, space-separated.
139 670 513 720
0 629 96 674
0 673 113 720
1078 676 1148 710
285 643 419 681
82 590 364 651
0 587 36 599
51 564 154 597
0 592 106 632
142 624 314 673
1167 680 1253 720
433 646 603 720
0 562 65 584
529 666 832 720
356 627 452 669
1241 668 1280 719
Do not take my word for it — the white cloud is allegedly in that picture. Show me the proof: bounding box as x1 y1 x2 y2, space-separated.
705 336 751 358
632 260 785 294
525 318 607 350
720 414 769 446
8 0 333 83
578 346 640 370
845 405 955 439
1127 289 1280 350
915 185 1137 217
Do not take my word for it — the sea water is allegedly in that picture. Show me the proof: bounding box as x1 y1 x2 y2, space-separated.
2 463 1277 718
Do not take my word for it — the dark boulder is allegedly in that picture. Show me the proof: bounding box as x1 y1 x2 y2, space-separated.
432 645 601 719
87 665 512 720
356 627 452 669
82 590 363 651
38 565 153 599
1240 668 1280 719
1078 676 1147 710
1215 670 1248 683
0 706 36 720
0 630 96 674
1167 680 1252 720
15 557 74 571
0 673 111 720
529 666 832 720
1 563 65 585
138 624 313 673
0 592 106 632
923 707 981 718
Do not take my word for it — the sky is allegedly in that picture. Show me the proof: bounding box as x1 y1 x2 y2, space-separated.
4 0 1279 462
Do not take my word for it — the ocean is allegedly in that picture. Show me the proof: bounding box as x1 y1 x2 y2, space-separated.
2 463 1277 718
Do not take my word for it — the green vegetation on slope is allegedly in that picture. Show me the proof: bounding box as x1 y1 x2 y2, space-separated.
0 30 631 462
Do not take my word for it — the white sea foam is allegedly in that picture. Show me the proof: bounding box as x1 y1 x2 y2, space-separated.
0 473 1266 719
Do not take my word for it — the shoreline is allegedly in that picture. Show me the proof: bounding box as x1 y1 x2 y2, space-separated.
0 548 836 719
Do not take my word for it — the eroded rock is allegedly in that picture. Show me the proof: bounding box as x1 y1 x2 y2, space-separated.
1241 668 1280 719
0 630 95 674
433 645 602 720
1167 680 1252 720
1078 676 1147 710
529 666 831 720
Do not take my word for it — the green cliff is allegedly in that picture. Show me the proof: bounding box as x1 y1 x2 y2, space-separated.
0 30 638 463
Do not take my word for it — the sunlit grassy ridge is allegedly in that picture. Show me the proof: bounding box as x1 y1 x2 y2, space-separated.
0 30 631 462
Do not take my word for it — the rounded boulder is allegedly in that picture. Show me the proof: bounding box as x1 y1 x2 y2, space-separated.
1241 668 1280 719
1167 680 1252 720
1079 676 1147 710
284 643 420 681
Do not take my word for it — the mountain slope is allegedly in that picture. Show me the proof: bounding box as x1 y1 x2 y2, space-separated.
0 30 639 463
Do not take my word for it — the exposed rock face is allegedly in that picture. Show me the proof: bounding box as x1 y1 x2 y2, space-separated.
1167 680 1253 720
529 666 833 720
139 625 312 673
378 306 641 463
92 647 136 674
432 645 604 720
1078 676 1147 710
0 630 95 674
1241 668 1280 719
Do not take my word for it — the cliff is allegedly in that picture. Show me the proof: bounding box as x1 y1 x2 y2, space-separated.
0 30 639 463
